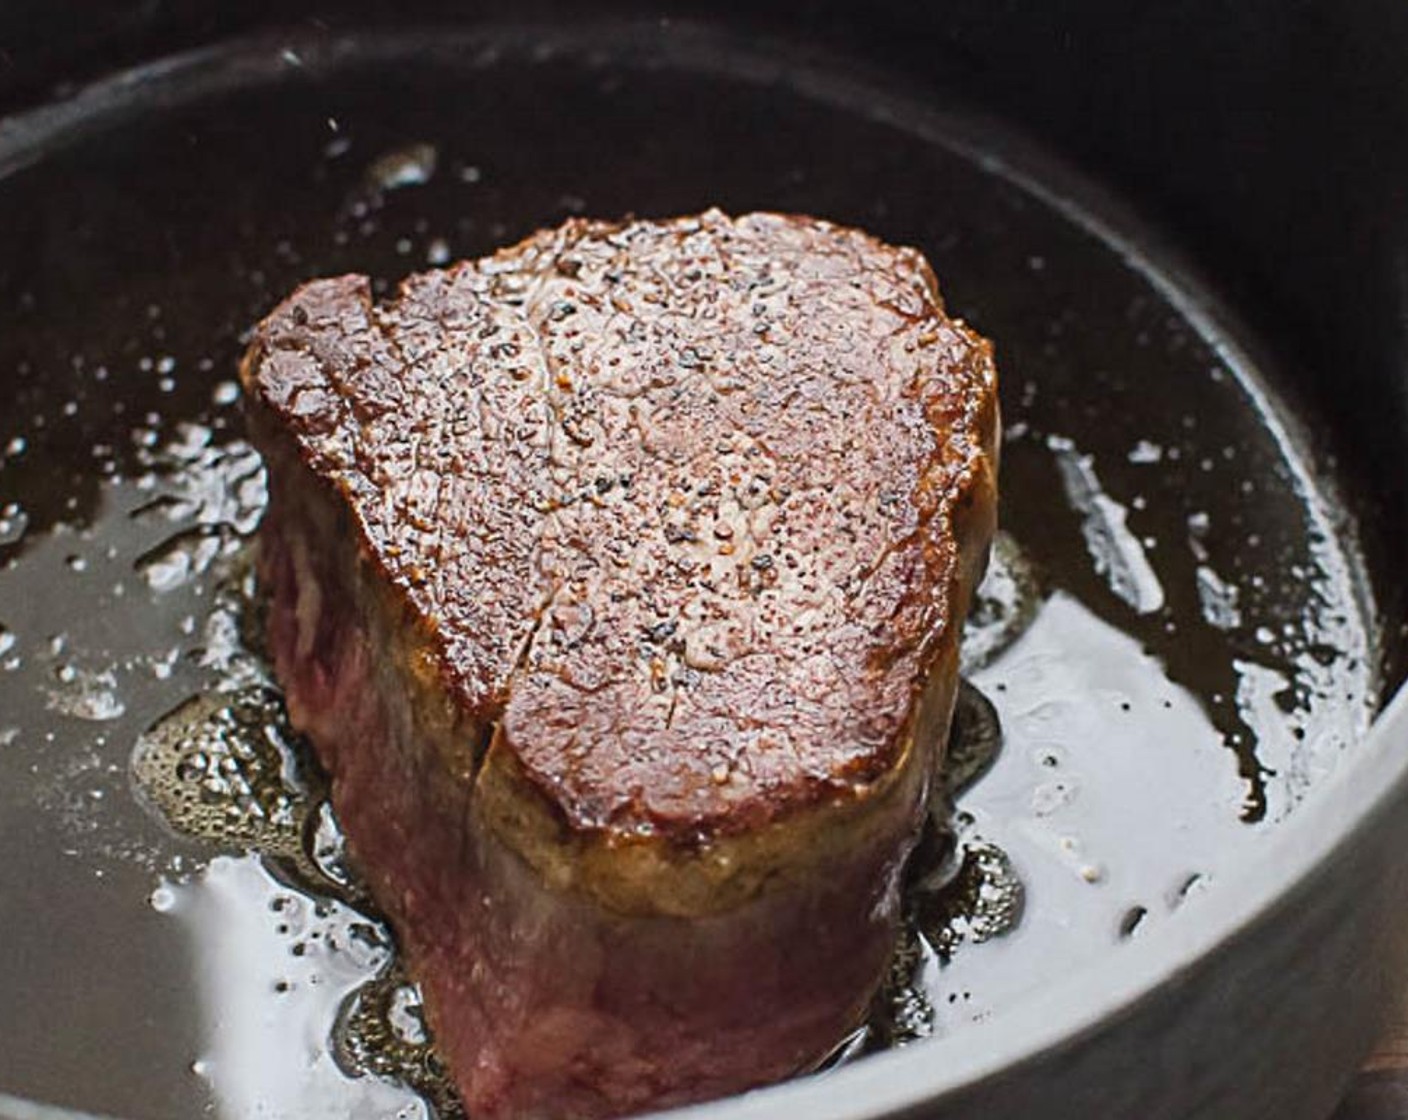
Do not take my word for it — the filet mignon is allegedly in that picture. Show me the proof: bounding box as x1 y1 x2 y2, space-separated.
240 209 999 1119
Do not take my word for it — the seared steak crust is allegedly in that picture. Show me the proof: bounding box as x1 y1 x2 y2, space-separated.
242 210 997 1117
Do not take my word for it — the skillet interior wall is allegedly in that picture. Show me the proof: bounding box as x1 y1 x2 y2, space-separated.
2 0 1404 694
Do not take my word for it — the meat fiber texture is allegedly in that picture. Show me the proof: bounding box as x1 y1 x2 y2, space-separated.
240 209 998 1119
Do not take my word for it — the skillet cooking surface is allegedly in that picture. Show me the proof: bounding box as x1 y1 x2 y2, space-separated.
0 22 1378 1120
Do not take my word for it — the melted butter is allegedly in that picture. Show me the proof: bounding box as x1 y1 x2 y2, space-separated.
872 584 1263 1043
155 853 427 1120
1047 434 1165 615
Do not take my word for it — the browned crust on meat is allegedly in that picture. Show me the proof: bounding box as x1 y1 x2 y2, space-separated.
240 210 997 912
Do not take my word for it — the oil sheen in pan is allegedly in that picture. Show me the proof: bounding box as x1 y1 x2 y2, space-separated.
0 23 1375 1120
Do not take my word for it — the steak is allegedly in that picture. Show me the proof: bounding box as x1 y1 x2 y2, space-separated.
240 209 998 1119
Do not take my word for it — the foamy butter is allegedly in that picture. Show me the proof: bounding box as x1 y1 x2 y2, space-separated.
152 853 429 1120
131 687 312 859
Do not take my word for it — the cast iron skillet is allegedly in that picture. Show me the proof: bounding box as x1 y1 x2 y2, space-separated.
0 5 1406 1120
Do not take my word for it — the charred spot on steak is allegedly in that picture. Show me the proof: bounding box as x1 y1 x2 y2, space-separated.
240 209 998 1120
